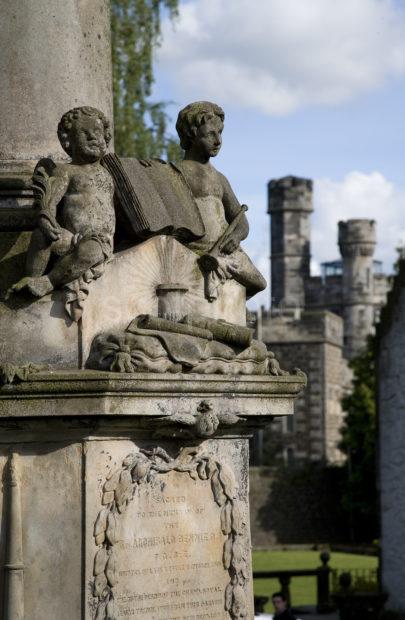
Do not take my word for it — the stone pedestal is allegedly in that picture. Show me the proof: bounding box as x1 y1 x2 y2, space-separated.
0 371 306 619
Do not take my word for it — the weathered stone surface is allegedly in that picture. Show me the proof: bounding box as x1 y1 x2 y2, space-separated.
86 314 273 376
0 443 82 619
0 293 79 368
0 0 113 163
378 261 405 612
0 236 247 369
260 310 348 464
0 168 36 230
0 451 9 615
82 236 247 363
85 440 250 619
338 219 377 360
0 403 285 619
0 370 306 419
9 107 115 316
103 154 206 241
0 231 81 369
0 324 305 620
174 101 266 301
268 175 313 310
0 232 31 292
0 6 293 620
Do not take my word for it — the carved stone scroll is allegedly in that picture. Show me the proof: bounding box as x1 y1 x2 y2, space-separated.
91 447 249 619
3 451 24 620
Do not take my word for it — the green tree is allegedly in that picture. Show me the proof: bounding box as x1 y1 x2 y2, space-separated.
339 336 378 542
111 0 182 159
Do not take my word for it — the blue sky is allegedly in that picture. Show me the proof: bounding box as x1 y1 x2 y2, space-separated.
153 0 405 308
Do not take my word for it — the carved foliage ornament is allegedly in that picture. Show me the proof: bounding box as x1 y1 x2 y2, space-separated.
92 446 249 619
0 362 48 385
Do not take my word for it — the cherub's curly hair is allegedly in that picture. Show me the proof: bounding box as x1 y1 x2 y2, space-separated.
57 106 112 156
176 101 224 151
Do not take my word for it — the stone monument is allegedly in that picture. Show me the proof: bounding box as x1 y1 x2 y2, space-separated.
0 3 306 619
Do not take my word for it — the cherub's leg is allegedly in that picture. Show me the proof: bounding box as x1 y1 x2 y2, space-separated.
7 230 54 298
8 228 74 298
46 238 105 289
25 228 52 277
10 237 104 298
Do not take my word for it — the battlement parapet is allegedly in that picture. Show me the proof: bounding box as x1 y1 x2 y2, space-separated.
268 175 313 213
338 219 376 257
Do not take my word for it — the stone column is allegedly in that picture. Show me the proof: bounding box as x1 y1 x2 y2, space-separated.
338 219 376 359
3 452 24 620
0 0 113 165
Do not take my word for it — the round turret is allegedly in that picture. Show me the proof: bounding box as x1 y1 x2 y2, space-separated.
338 219 376 359
338 219 376 258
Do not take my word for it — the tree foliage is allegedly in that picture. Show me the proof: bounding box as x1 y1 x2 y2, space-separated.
111 0 182 159
339 337 378 542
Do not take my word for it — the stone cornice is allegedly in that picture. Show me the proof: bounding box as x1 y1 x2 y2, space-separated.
0 370 306 425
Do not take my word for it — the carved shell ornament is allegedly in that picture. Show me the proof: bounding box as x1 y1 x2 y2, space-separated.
92 446 249 619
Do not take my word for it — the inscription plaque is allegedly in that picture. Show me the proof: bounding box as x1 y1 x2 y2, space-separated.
89 445 249 620
115 469 229 619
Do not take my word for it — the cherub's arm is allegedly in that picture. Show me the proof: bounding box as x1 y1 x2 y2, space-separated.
33 163 69 241
220 173 249 253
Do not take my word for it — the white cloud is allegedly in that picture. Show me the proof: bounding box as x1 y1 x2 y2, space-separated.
313 171 405 270
157 0 405 115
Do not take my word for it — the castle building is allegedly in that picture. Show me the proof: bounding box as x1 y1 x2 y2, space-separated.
257 175 391 464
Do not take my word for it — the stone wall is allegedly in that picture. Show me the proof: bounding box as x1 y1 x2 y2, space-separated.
378 260 405 613
260 310 348 464
249 466 349 547
305 275 344 316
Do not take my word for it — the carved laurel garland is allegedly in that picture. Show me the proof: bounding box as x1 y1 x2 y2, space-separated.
92 446 249 620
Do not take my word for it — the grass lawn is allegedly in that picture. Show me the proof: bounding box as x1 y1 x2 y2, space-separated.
253 550 378 613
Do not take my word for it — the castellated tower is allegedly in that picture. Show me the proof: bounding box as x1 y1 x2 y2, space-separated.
268 176 313 309
338 219 376 359
258 186 390 469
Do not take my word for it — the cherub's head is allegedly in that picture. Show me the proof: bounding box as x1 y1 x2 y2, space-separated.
58 106 112 163
176 101 224 158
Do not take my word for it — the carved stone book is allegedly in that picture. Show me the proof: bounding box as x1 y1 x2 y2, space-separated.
103 154 205 241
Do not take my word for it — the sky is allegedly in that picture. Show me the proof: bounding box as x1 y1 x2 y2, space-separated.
153 0 405 308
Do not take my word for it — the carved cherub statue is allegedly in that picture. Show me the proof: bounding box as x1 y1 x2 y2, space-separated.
175 101 266 300
10 106 115 311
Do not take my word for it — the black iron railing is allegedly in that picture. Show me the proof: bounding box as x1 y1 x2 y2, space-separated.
253 550 332 613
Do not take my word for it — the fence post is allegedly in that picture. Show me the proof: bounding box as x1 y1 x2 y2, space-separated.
279 574 291 606
317 551 331 612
